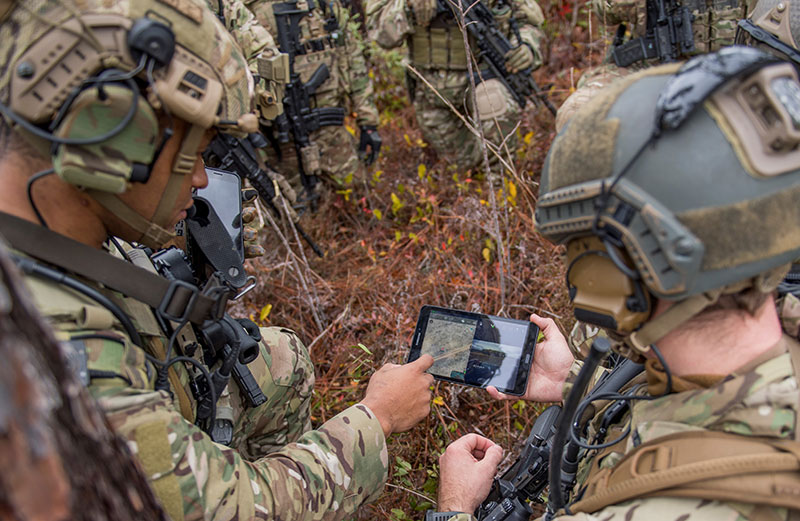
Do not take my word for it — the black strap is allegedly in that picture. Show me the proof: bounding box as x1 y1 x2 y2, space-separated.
0 211 226 324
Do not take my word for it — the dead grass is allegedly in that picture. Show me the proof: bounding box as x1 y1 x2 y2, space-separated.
233 3 608 518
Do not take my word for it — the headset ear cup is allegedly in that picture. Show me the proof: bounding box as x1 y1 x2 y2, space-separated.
53 83 159 193
566 237 652 333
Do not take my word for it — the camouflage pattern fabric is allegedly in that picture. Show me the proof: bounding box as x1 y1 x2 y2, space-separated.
366 0 545 171
20 258 388 521
207 0 286 121
555 0 754 131
247 0 379 185
445 334 799 521
411 71 523 172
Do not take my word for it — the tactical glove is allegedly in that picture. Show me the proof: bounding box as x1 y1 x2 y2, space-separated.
358 125 382 166
241 188 265 260
504 44 535 74
409 0 438 27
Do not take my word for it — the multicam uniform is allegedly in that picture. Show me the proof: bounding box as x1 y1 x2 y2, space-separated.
555 0 757 130
209 0 287 120
366 0 544 171
246 0 380 186
14 245 388 521
0 1 386 515
444 330 800 521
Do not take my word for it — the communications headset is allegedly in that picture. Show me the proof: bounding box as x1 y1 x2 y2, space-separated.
0 9 255 248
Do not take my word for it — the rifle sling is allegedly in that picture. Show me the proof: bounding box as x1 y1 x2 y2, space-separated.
0 211 225 325
570 429 800 514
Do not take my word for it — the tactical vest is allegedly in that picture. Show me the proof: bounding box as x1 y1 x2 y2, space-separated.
568 336 800 518
410 23 469 70
248 0 345 98
408 0 514 70
623 0 748 55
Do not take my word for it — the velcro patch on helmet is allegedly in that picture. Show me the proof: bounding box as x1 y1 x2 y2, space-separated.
157 0 203 24
548 65 679 191
677 183 800 271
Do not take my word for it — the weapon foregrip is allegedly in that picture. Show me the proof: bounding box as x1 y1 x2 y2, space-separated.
246 169 278 202
233 360 267 408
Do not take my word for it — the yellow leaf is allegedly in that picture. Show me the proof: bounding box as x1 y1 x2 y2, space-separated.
482 247 492 263
508 180 517 198
373 208 383 220
417 164 426 180
404 133 413 146
344 172 354 185
259 304 273 321
391 192 404 215
368 70 375 79
346 124 356 137
372 170 383 184
433 396 445 406
409 232 418 242
523 131 534 145
395 230 403 241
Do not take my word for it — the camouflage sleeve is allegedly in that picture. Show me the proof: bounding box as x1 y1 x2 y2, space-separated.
102 388 388 521
365 0 413 49
216 0 285 119
591 0 643 29
337 3 380 127
511 0 545 69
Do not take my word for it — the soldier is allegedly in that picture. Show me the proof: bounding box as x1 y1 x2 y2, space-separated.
0 1 434 520
366 0 545 172
245 0 382 200
429 47 800 520
210 0 288 122
555 0 756 131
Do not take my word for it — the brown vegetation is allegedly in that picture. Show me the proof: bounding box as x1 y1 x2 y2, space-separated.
235 3 609 518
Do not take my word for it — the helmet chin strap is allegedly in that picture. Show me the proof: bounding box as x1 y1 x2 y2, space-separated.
624 263 791 354
88 123 207 249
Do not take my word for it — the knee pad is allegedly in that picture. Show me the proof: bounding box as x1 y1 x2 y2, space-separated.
472 78 511 120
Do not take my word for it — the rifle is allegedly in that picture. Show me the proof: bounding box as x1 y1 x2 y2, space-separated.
204 132 324 257
476 357 644 520
611 0 694 67
437 0 557 115
268 0 347 207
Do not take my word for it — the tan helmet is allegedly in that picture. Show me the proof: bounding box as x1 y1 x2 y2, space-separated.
736 0 800 64
536 47 800 355
0 0 258 248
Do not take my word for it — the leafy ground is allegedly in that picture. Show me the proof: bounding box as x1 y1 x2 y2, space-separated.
235 4 609 519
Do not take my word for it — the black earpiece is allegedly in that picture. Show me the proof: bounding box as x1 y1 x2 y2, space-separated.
127 18 176 68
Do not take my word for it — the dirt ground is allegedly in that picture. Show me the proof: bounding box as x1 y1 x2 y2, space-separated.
233 4 609 518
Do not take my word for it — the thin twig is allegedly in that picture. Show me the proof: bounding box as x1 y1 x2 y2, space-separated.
385 483 437 506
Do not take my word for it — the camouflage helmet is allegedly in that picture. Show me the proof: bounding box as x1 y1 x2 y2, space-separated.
736 0 800 65
0 0 257 248
536 47 800 355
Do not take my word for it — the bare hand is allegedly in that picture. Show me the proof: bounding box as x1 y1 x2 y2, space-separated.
438 433 504 512
487 313 573 403
360 354 434 437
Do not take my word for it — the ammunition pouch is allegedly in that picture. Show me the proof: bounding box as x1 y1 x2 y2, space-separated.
471 78 511 120
410 25 469 70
